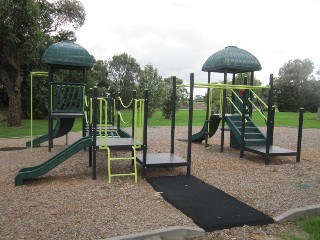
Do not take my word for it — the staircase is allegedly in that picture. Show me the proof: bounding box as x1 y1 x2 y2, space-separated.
225 115 266 148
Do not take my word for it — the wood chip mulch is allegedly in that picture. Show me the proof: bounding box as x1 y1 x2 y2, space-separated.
0 126 319 239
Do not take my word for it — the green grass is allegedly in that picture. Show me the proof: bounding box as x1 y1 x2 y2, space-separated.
285 216 320 240
251 111 319 129
298 216 320 240
0 110 318 138
0 118 83 139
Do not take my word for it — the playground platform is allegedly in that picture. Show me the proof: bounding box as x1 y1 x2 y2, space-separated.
136 153 188 168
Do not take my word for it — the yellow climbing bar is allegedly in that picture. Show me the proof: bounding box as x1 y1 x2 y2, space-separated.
106 146 138 183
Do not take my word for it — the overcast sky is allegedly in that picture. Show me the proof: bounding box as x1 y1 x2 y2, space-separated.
76 0 320 95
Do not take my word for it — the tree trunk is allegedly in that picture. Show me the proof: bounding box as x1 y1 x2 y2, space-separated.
0 67 22 127
7 81 22 127
0 59 22 127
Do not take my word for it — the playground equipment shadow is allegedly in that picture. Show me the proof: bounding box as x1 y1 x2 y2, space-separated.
1 126 320 239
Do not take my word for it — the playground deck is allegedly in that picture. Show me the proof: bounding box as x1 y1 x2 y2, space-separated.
244 145 298 157
96 137 140 150
136 153 188 168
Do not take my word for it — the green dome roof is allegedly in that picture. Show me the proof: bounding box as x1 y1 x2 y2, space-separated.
42 41 93 68
202 46 262 73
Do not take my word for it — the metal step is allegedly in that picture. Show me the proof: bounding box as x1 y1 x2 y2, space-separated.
232 120 254 127
244 132 265 139
237 126 261 133
244 138 266 146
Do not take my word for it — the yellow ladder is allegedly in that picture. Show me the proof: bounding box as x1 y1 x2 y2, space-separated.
105 146 138 183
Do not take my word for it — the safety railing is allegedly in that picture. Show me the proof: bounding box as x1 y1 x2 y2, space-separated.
206 86 269 124
226 90 243 116
248 89 268 121
91 95 145 149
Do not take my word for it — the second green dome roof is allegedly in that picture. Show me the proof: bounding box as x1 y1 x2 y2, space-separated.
202 46 262 73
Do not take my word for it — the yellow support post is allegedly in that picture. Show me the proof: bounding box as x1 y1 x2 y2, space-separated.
30 72 48 151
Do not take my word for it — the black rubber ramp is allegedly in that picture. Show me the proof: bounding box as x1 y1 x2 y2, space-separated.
147 175 274 232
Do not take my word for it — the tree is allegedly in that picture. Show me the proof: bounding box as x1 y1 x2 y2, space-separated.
107 53 141 105
0 0 86 126
194 95 204 101
235 72 262 86
161 77 188 119
0 0 42 126
274 59 316 112
300 79 320 112
137 64 165 117
21 73 49 119
87 59 110 96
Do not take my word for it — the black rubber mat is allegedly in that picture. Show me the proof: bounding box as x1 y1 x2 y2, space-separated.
147 175 274 231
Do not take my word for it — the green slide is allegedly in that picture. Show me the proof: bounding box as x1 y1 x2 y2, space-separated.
16 136 92 186
26 118 75 148
192 115 221 143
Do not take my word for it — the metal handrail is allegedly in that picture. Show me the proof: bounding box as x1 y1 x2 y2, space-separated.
226 97 242 116
249 89 268 109
248 98 267 121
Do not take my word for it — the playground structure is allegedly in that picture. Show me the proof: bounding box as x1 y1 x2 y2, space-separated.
15 41 194 186
189 46 304 165
16 41 94 186
15 43 304 186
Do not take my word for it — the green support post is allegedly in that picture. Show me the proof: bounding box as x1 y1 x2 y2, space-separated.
270 106 275 145
142 89 148 178
88 88 93 168
265 74 274 165
116 92 121 130
220 71 227 152
205 72 211 120
249 71 254 117
171 76 177 154
132 90 136 138
187 73 194 175
296 108 304 162
231 73 236 114
48 66 53 152
240 77 248 158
